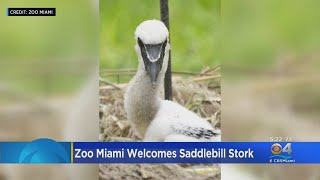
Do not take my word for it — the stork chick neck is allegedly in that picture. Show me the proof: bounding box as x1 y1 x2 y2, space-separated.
125 66 164 138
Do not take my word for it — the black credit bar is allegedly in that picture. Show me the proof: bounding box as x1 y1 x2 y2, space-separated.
7 8 56 16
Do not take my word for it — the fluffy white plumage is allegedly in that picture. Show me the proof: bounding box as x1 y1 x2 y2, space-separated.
135 20 169 44
125 20 220 142
144 100 221 142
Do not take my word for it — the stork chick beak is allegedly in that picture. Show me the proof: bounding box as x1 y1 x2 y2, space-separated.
137 37 167 88
148 61 160 89
143 44 163 89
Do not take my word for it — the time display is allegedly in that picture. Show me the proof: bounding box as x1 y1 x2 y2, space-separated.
270 137 292 142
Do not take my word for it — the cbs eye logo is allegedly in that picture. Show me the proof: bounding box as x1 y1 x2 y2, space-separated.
271 143 292 155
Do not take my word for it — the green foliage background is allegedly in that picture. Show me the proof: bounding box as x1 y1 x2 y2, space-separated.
223 0 320 75
100 0 221 74
0 0 97 96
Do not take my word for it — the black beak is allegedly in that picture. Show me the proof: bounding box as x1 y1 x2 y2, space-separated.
148 61 160 87
138 38 167 87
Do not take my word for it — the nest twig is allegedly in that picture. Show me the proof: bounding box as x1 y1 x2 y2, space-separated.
99 77 122 90
193 74 221 82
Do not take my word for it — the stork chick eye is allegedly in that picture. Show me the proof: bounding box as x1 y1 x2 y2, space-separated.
137 37 144 48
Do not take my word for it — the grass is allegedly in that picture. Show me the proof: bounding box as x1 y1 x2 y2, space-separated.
100 0 221 77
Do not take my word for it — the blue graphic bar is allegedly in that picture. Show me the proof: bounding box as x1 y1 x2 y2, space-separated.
0 139 71 164
1 139 320 164
73 142 320 164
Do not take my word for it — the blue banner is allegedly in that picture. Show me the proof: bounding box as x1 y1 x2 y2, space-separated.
73 142 318 164
1 139 320 164
0 139 71 163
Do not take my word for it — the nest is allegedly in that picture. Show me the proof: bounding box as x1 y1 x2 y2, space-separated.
99 66 221 180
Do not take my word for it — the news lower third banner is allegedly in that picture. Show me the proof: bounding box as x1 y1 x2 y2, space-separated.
0 138 319 164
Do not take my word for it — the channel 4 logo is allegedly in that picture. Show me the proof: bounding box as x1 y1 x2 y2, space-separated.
269 143 295 163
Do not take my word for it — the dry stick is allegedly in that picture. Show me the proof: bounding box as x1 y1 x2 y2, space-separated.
99 77 122 90
100 69 136 73
105 137 138 142
100 84 127 91
101 65 221 76
101 70 200 76
173 71 199 76
193 74 221 82
101 65 221 73
99 74 222 89
202 66 221 75
184 167 220 175
100 72 134 76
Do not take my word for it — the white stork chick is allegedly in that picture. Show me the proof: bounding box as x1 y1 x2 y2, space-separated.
124 20 221 142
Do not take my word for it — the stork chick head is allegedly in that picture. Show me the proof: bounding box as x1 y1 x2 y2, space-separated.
135 20 170 88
